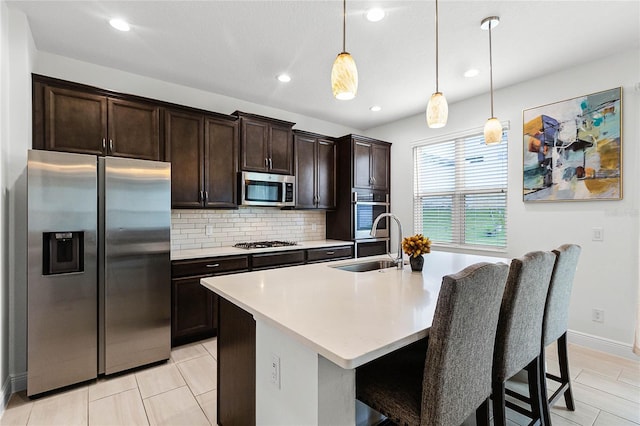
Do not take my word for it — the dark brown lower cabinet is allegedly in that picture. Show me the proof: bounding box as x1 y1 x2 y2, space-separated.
356 240 389 258
218 297 256 426
171 276 218 346
251 249 305 270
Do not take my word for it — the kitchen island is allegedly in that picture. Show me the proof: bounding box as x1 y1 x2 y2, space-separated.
201 250 508 426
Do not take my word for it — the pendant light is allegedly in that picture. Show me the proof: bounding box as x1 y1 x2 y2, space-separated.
481 16 502 145
426 0 448 128
331 0 358 100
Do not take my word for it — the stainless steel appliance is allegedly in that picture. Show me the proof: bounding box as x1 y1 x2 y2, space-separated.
239 171 295 207
27 150 171 396
353 190 389 240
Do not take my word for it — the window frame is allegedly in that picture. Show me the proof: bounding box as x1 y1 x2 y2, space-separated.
412 123 509 252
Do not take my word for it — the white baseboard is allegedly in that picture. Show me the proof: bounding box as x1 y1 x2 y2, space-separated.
568 329 639 361
11 372 27 394
1 375 11 417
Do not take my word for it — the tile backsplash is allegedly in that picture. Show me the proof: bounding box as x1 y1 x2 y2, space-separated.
171 208 327 251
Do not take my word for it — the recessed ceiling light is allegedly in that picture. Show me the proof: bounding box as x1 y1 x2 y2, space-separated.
369 105 382 112
276 74 291 83
109 18 130 32
366 8 385 22
464 68 479 78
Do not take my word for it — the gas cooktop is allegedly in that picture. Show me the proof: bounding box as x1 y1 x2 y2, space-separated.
233 240 298 250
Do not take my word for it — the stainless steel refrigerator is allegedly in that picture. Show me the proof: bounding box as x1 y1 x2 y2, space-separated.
27 149 171 396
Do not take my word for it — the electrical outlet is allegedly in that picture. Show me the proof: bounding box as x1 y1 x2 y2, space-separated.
205 225 214 236
270 354 281 389
592 227 603 241
592 308 604 323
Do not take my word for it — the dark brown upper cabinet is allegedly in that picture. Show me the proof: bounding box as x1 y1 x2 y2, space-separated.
33 76 161 160
294 131 336 209
234 111 295 175
165 108 239 209
349 135 391 191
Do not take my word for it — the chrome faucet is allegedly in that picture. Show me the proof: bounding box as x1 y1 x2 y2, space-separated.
370 213 403 269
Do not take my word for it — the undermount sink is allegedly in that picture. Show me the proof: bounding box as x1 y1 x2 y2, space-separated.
331 259 397 272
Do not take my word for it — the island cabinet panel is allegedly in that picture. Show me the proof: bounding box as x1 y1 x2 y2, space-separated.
235 111 295 175
294 130 336 210
251 250 305 270
218 297 256 426
165 108 239 209
33 76 162 160
306 246 353 263
171 255 248 347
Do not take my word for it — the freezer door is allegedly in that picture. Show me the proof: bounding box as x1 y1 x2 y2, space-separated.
100 157 171 374
27 150 98 396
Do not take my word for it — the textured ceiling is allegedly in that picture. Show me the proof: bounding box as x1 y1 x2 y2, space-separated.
7 0 640 130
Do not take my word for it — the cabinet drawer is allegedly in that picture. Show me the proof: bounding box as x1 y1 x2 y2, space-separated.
306 246 353 263
172 255 249 278
251 250 305 270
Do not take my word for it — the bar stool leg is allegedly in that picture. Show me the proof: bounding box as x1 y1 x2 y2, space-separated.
558 332 575 411
527 356 545 426
539 345 552 426
475 398 490 426
492 382 508 426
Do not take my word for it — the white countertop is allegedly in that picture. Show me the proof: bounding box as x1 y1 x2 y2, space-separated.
200 250 508 369
171 239 353 260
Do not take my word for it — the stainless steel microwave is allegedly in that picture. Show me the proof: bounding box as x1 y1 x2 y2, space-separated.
239 171 295 207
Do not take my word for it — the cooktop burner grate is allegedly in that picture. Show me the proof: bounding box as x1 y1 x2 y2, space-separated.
233 240 298 249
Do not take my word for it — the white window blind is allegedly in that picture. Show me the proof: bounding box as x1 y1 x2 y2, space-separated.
413 131 508 250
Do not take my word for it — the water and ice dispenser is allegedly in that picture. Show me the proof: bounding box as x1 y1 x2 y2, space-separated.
42 231 84 275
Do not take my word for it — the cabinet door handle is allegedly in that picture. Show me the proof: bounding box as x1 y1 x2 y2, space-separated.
204 191 208 202
109 139 114 153
268 158 273 169
206 264 220 268
326 251 335 255
198 191 204 202
102 138 106 150
265 158 269 167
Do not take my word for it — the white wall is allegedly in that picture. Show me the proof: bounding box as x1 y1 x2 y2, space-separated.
1 3 35 397
366 48 640 353
0 0 9 408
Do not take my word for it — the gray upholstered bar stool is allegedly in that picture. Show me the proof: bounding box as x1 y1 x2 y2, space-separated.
540 244 582 425
492 251 556 426
356 261 509 426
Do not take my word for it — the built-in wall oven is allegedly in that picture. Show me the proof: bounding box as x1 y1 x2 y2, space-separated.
353 190 389 239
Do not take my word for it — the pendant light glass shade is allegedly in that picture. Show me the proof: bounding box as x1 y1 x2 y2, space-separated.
426 92 448 128
484 117 502 145
332 0 357 100
426 0 447 128
331 52 358 100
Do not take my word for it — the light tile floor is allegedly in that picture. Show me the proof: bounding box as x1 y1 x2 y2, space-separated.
1 341 638 425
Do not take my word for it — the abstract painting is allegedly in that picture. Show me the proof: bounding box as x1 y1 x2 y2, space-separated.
523 87 622 201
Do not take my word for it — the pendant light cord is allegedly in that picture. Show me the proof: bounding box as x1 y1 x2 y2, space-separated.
489 20 494 117
435 0 439 93
342 0 347 53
